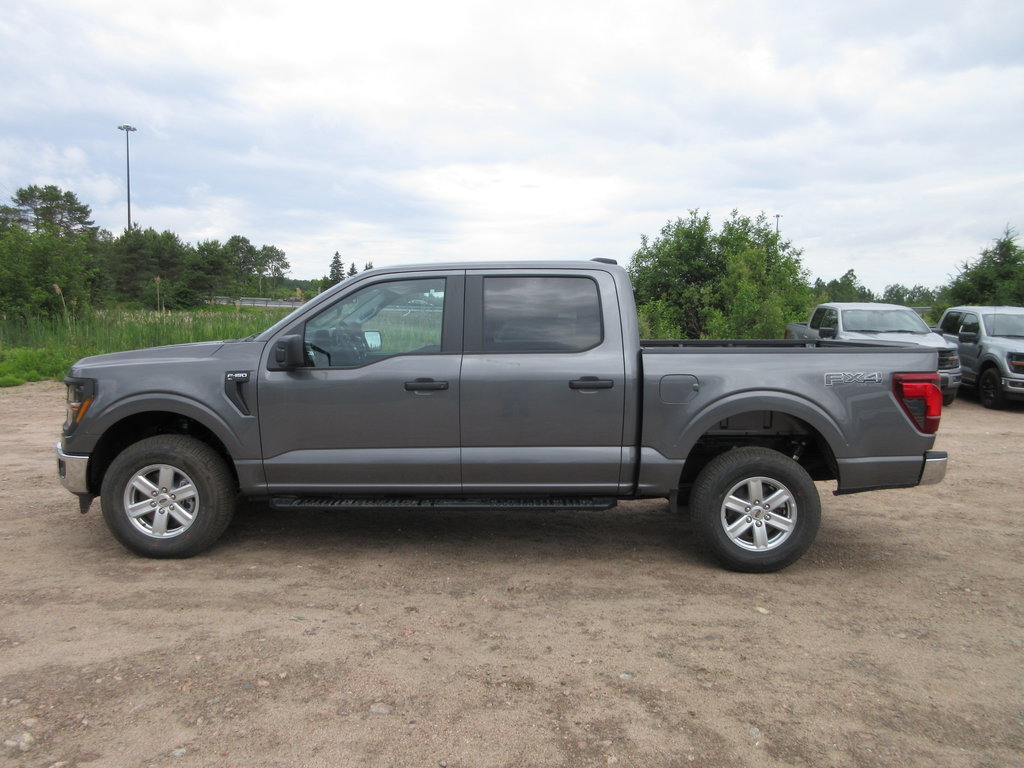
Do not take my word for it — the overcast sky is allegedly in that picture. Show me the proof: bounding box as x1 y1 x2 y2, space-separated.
2 0 1021 290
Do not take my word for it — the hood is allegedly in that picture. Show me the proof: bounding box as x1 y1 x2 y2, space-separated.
841 331 948 348
69 341 226 373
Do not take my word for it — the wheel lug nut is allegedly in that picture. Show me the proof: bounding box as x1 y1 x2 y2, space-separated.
755 521 763 527
746 516 752 523
765 514 772 521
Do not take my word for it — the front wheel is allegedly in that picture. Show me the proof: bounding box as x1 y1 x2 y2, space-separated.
100 435 236 558
979 368 1005 409
690 447 820 572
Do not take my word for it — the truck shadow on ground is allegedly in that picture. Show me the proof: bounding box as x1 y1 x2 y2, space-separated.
222 499 710 565
207 499 896 574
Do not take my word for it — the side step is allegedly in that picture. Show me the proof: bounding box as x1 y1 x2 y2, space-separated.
269 496 618 512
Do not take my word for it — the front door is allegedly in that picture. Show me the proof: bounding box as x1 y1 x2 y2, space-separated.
258 273 464 494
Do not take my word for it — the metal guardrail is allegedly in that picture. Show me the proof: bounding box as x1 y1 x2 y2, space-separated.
213 296 301 308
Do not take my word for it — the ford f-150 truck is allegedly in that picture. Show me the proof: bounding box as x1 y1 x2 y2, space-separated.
936 305 1024 409
785 302 961 404
57 260 947 572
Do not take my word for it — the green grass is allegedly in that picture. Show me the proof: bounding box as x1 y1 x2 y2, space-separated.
0 306 292 387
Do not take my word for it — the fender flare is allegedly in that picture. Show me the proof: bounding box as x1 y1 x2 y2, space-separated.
670 390 848 461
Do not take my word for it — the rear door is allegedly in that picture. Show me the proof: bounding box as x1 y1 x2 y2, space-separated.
459 270 626 493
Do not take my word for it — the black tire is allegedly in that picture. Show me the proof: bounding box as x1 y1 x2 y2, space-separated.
979 368 1005 410
690 447 820 573
100 435 236 558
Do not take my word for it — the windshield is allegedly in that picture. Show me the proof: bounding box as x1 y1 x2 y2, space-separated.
983 313 1024 338
842 308 931 334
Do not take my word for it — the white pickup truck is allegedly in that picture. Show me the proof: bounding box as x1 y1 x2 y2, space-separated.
785 302 962 404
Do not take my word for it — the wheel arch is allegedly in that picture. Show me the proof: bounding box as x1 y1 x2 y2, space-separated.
671 393 844 503
86 398 242 496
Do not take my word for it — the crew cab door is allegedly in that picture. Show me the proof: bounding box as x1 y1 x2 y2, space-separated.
459 270 626 493
258 272 464 494
956 311 982 375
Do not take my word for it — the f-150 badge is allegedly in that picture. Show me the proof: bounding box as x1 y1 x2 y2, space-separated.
824 372 883 386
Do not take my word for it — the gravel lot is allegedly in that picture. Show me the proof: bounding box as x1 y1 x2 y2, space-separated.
1 381 1022 768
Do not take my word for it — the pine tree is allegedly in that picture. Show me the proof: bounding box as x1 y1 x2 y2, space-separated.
328 252 344 286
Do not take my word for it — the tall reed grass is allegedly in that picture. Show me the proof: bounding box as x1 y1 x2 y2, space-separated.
0 307 292 387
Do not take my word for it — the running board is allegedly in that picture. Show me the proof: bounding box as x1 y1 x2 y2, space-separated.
269 496 618 512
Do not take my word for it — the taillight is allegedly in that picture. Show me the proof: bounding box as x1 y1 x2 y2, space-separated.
893 372 942 434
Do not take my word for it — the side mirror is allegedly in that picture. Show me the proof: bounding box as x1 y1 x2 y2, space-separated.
818 326 837 339
363 330 382 351
269 334 305 370
958 331 978 343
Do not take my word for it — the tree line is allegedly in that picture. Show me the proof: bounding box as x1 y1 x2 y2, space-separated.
2 185 1020 336
0 185 308 318
629 210 1023 338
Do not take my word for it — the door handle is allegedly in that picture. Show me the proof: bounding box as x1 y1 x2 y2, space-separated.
569 377 614 390
404 378 449 392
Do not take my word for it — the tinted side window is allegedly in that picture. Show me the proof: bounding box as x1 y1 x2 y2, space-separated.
482 276 602 353
821 308 839 329
940 311 962 334
961 313 980 335
809 308 826 330
304 278 446 367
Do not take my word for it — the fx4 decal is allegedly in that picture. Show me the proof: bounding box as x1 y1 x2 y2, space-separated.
824 371 883 386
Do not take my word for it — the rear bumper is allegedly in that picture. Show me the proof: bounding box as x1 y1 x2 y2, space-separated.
919 450 947 486
835 450 947 494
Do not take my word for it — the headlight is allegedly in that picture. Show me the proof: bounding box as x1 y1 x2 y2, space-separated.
1009 353 1024 374
64 378 96 434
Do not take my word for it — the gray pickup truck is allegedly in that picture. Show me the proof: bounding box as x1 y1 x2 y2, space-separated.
936 305 1024 409
57 260 947 572
785 302 962 404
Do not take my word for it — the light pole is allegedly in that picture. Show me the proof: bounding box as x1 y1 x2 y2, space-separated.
117 124 137 230
774 213 782 234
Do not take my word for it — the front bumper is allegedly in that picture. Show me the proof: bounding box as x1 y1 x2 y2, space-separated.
56 442 90 495
919 450 948 486
1002 375 1024 400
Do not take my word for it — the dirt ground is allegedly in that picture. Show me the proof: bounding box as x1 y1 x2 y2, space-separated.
0 381 1021 768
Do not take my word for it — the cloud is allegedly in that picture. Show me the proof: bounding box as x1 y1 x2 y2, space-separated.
1 0 1021 291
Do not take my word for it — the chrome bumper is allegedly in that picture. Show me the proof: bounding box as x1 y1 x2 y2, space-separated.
919 450 947 486
56 442 90 495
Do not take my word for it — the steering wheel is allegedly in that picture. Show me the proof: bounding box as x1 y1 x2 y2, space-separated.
334 325 369 365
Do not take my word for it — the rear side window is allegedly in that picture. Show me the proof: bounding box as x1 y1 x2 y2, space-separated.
482 276 602 353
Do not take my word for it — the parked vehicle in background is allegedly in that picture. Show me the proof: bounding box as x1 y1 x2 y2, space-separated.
57 260 947 573
786 302 961 405
936 306 1024 409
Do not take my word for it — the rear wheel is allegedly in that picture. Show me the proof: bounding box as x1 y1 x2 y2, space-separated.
100 435 235 558
691 447 820 572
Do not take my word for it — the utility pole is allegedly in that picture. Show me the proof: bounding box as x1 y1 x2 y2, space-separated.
774 214 782 234
117 124 137 230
